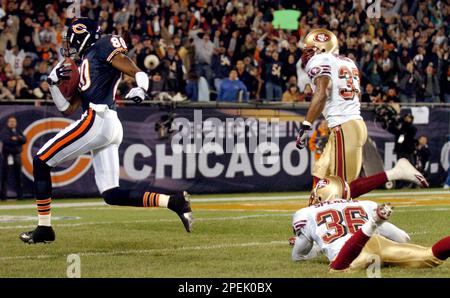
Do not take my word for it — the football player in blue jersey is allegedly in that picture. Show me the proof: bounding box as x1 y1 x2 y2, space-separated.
20 18 193 244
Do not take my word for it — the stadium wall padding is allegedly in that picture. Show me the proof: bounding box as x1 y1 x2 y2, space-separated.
0 105 448 198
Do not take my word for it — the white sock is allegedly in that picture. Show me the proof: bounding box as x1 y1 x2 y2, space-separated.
385 168 399 181
361 219 377 237
38 214 51 226
143 192 170 208
158 194 170 208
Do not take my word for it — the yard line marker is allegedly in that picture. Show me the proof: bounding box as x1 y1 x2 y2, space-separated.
0 241 287 261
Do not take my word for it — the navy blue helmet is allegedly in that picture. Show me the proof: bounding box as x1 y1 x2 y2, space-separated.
62 18 101 57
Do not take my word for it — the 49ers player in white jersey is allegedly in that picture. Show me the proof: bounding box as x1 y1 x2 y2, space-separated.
290 159 449 271
296 28 367 185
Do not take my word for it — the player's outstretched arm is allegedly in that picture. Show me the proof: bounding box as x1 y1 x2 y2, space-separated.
377 222 410 243
111 53 149 103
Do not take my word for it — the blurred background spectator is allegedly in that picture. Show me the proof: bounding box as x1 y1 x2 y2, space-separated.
282 83 303 102
0 115 26 200
414 135 430 178
0 0 447 103
387 113 417 162
218 68 248 102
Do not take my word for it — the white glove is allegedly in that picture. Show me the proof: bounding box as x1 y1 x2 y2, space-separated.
125 87 146 104
47 60 72 85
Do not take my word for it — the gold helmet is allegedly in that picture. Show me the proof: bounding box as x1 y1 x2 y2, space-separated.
308 176 350 206
303 28 339 54
301 28 339 68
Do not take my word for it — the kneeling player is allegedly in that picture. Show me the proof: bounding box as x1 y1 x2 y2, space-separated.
290 159 450 270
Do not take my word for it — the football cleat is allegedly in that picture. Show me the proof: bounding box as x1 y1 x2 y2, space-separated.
374 203 393 224
392 158 429 187
19 226 55 244
168 191 193 233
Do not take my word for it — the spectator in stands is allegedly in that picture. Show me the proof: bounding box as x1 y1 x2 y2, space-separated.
190 29 215 86
423 62 440 103
247 66 261 100
398 61 423 103
32 79 51 100
414 135 430 178
0 80 14 101
383 87 400 103
211 45 232 93
160 45 184 93
264 51 283 101
185 71 210 102
218 69 248 102
282 84 303 103
388 113 417 162
5 45 25 76
0 115 26 200
282 54 298 88
236 60 254 97
361 83 382 103
0 0 447 103
302 84 313 102
444 64 450 103
0 14 20 54
149 71 167 93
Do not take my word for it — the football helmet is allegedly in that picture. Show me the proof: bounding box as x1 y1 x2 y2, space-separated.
301 28 338 68
309 176 350 206
62 18 101 58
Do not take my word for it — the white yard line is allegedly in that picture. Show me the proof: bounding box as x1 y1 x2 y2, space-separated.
0 214 291 230
0 190 448 210
0 241 287 261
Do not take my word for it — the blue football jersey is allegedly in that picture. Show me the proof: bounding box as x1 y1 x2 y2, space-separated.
78 35 128 111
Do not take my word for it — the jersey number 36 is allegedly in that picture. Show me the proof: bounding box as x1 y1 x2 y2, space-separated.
316 206 368 244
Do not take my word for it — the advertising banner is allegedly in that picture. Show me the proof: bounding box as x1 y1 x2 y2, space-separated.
0 105 448 197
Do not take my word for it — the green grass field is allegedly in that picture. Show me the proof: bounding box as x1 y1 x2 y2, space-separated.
0 189 449 278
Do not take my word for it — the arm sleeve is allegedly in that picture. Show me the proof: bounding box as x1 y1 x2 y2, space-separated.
376 222 410 243
49 85 70 112
292 234 321 261
97 36 128 63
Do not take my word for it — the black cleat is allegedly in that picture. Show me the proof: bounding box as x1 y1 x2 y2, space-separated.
19 226 55 244
168 191 194 233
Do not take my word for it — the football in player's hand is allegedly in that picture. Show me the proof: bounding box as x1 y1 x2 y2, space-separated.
58 57 80 101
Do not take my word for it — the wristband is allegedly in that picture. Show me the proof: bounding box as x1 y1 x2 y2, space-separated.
302 120 312 128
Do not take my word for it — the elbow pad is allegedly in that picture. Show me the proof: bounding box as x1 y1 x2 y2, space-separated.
135 71 149 92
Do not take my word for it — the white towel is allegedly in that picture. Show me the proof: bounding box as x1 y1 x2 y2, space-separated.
410 106 429 124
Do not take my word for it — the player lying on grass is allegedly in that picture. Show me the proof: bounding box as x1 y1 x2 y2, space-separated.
19 18 193 244
290 158 450 270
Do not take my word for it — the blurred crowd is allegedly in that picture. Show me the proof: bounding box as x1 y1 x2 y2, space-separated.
0 0 448 103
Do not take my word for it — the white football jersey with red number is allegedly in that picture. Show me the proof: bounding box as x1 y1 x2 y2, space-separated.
292 199 378 261
304 53 362 128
